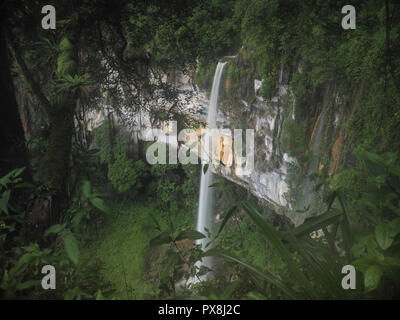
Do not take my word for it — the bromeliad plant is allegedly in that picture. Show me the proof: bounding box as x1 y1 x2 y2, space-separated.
204 194 356 299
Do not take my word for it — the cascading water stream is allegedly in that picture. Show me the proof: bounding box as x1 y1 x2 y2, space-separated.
195 61 226 280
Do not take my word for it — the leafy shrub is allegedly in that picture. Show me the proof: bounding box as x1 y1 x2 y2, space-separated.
207 197 356 299
334 149 400 295
261 74 276 100
107 149 148 194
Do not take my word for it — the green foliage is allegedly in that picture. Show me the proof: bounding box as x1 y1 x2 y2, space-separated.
56 37 76 78
347 83 400 153
207 196 357 299
6 0 400 301
239 0 283 76
107 150 147 193
79 198 182 299
63 233 79 266
42 180 110 267
260 74 276 100
81 180 111 215
1 243 52 298
290 71 314 121
92 120 149 194
280 116 308 160
194 60 215 90
56 74 92 94
0 168 52 299
334 150 400 296
92 122 112 164
148 159 197 214
0 173 112 299
0 168 26 215
211 0 400 164
148 222 205 296
0 168 33 239
171 0 240 65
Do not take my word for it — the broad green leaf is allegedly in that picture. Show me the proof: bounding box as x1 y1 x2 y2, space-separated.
366 236 384 261
337 192 354 255
326 190 337 211
378 257 400 268
149 231 173 247
351 238 367 258
375 222 393 250
14 182 35 189
81 180 91 198
216 205 238 238
360 150 386 168
353 258 370 273
242 201 317 299
90 197 111 214
364 265 382 292
203 164 209 175
285 208 342 239
23 242 40 252
10 253 33 277
149 213 161 230
0 171 14 187
390 218 400 238
12 167 26 178
208 182 221 188
0 190 11 214
17 280 40 290
44 224 65 237
203 248 299 299
175 230 205 241
64 233 79 266
72 209 87 232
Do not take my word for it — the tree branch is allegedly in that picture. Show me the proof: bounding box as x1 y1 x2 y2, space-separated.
6 36 52 113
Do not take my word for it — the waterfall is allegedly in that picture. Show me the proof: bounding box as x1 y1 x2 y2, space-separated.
195 61 226 280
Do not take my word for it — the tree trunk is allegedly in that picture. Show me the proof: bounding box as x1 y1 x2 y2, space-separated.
0 16 31 182
42 108 75 225
26 35 78 228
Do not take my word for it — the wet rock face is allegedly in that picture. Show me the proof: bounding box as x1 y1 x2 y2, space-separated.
172 66 297 214
87 62 329 226
86 71 298 222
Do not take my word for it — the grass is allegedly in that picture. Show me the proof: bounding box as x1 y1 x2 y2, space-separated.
80 199 160 299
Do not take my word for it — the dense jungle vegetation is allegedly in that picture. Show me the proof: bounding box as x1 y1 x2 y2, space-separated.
1 0 400 300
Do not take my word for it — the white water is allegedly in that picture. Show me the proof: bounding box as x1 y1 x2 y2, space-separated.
195 62 226 279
